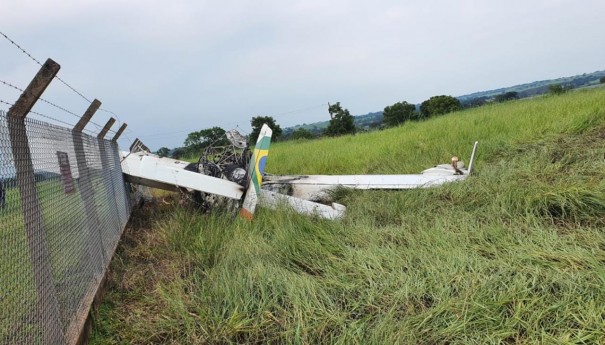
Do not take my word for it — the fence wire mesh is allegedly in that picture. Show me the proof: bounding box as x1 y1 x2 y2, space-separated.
0 110 133 344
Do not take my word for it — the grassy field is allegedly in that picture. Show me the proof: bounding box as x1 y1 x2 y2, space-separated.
92 88 605 344
0 173 128 341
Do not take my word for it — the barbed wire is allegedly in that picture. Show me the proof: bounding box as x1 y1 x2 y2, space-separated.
0 30 44 66
99 108 121 123
1 98 69 127
98 108 123 134
1 30 120 131
82 128 97 136
1 99 94 134
54 76 92 103
29 110 96 136
29 110 76 128
1 78 106 131
123 135 135 144
0 30 93 103
0 79 24 93
0 99 15 107
2 79 81 118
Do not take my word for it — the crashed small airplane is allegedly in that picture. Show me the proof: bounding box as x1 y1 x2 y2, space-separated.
121 125 478 220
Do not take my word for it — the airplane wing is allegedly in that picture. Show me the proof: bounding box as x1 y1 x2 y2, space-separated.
262 141 479 201
121 151 244 199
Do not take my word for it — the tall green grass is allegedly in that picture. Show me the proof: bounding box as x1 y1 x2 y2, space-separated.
92 88 605 344
270 89 605 175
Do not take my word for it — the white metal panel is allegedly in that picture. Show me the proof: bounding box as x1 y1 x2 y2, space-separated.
263 173 467 200
263 174 466 188
260 190 346 220
420 166 468 176
121 153 244 199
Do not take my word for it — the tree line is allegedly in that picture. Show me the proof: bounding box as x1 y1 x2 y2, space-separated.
157 94 467 158
159 79 590 158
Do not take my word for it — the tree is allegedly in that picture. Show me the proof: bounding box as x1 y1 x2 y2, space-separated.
171 147 185 159
290 128 314 140
184 127 228 153
463 96 488 108
494 91 519 103
325 102 356 136
250 116 282 143
420 95 462 118
549 84 565 95
156 147 170 157
599 76 605 84
310 125 322 137
383 101 416 127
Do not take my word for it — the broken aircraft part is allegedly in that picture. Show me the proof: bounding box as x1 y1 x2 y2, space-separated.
121 151 245 199
262 141 479 202
121 129 477 221
260 190 346 220
240 124 272 220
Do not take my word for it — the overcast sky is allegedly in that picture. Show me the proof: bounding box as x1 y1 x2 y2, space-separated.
1 0 604 150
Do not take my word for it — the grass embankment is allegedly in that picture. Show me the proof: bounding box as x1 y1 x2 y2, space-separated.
92 88 605 344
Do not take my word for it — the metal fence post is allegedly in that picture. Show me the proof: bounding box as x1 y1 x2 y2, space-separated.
111 123 127 142
96 118 122 249
72 99 106 275
6 58 65 344
97 118 115 140
110 123 130 219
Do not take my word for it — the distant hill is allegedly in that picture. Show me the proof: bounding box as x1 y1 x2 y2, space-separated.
283 111 383 137
283 69 605 136
457 70 605 105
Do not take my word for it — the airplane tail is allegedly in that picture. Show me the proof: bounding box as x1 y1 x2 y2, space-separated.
240 124 272 220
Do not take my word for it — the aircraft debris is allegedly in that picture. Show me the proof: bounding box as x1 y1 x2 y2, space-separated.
121 125 478 221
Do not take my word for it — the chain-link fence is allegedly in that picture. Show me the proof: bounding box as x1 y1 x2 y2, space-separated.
0 110 133 344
